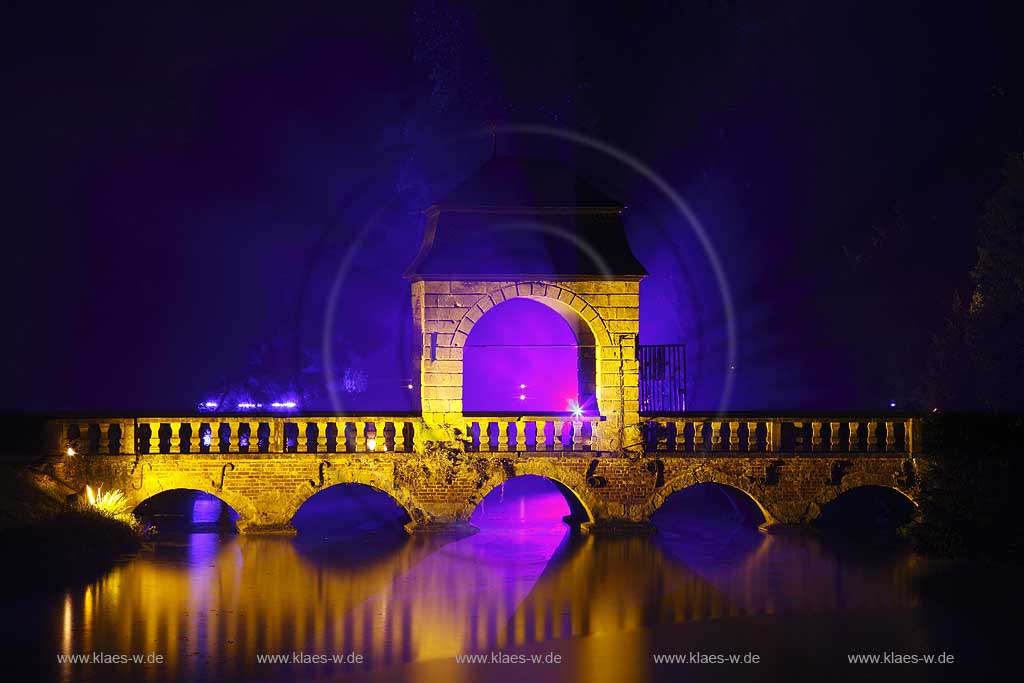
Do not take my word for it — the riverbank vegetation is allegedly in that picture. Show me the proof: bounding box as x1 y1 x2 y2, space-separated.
904 414 1023 565
0 469 143 589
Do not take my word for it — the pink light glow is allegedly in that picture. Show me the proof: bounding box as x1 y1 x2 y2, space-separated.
463 299 579 411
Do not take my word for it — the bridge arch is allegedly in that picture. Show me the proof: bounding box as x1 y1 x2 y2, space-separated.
643 472 777 527
289 482 415 532
133 488 241 529
127 472 259 529
455 283 612 349
462 467 596 527
813 484 918 535
456 283 611 412
281 470 426 530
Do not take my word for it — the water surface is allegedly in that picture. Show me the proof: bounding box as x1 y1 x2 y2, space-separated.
3 481 1013 682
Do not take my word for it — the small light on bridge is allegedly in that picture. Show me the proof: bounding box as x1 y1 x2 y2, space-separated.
567 399 584 418
66 447 75 457
204 401 218 409
519 394 526 401
520 383 527 389
407 384 414 390
271 401 297 409
889 401 896 408
367 437 377 451
237 402 261 409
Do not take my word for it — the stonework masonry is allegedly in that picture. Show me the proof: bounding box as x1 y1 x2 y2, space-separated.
25 448 918 535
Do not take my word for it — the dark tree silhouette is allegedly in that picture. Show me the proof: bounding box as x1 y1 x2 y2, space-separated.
921 156 1024 410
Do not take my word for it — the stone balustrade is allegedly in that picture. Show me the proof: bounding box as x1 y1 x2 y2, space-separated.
45 413 917 457
639 415 916 454
49 416 423 456
463 414 604 452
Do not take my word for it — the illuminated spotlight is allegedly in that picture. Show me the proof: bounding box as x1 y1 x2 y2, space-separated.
407 383 414 390
567 399 584 419
237 402 259 409
519 394 526 401
66 447 75 457
889 401 896 408
271 401 297 409
366 437 377 451
519 383 527 389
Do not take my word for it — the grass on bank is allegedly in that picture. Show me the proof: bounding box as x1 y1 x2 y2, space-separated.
0 469 143 589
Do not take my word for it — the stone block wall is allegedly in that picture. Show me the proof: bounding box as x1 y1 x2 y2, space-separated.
31 450 918 535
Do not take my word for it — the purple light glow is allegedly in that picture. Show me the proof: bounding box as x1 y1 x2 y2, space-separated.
471 475 571 529
464 299 579 412
271 401 297 409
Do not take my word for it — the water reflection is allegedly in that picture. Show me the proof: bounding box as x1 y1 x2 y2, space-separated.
24 482 962 682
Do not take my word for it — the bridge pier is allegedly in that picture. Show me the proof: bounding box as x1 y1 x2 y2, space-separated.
581 519 657 534
237 520 297 535
404 519 479 537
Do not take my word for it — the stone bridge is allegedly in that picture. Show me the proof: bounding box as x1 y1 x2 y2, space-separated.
27 413 920 534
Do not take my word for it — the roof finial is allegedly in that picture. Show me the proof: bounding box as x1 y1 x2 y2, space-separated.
485 120 497 158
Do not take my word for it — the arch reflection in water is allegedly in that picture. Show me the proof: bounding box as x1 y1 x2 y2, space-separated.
49 480 926 682
653 482 922 616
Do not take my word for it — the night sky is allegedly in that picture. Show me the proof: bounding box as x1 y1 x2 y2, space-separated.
2 1 1021 413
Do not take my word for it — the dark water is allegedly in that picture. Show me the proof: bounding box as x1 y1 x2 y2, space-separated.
2 481 1015 682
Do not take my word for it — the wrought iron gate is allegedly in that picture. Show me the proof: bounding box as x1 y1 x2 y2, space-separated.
638 344 686 413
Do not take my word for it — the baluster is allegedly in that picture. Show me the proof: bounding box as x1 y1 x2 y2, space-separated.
746 421 759 452
497 420 511 452
793 422 804 451
187 421 201 453
169 421 182 453
227 420 240 453
250 421 262 452
312 420 324 453
75 422 90 454
673 421 686 451
535 420 548 452
394 422 407 452
829 421 841 452
365 421 379 451
885 421 895 452
354 421 367 452
569 420 582 451
866 421 878 452
728 421 740 452
98 422 111 455
268 419 284 452
476 422 490 452
810 422 822 452
848 421 860 452
296 421 309 453
149 421 161 454
553 420 566 451
692 420 705 452
710 421 722 451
